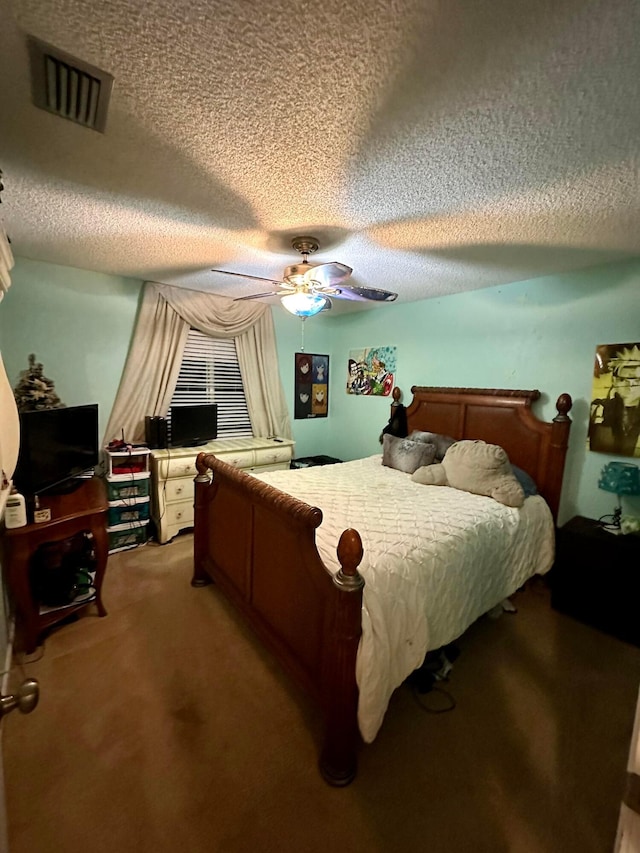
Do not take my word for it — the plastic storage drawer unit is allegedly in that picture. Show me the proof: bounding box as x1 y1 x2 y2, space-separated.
107 497 150 527
107 520 149 553
106 474 150 501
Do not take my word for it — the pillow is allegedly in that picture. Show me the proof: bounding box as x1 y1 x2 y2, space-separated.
411 440 525 507
512 465 538 498
382 434 437 474
443 440 525 507
412 463 448 486
409 430 456 461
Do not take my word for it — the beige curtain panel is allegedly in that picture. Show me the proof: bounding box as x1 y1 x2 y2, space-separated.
104 282 292 445
0 225 14 302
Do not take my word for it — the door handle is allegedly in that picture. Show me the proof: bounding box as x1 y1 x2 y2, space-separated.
0 678 40 718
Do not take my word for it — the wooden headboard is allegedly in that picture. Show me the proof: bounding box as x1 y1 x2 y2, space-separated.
401 386 573 520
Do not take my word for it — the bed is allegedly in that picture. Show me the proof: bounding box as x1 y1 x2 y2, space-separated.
192 386 573 785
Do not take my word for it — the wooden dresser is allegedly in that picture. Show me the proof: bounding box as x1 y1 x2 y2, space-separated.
150 436 295 544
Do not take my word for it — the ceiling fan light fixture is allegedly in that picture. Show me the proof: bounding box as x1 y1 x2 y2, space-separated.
281 291 327 317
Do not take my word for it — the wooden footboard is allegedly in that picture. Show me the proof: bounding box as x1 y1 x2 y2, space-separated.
192 453 365 786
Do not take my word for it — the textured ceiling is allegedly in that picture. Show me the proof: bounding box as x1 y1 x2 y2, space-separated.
0 0 639 314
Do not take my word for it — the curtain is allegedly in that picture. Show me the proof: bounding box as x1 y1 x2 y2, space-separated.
104 282 291 444
0 225 14 303
0 230 18 478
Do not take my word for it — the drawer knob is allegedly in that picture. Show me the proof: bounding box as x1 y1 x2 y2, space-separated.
175 486 183 495
176 511 183 520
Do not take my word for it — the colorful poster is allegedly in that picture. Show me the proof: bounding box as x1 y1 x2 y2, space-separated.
346 346 396 396
588 342 640 457
295 353 329 419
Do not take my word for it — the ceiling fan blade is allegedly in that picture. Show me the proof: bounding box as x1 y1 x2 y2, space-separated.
233 290 282 301
332 284 398 302
211 268 284 287
303 262 352 288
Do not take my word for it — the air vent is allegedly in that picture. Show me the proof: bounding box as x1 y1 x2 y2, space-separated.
28 37 113 132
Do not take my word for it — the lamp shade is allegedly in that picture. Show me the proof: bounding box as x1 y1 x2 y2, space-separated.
598 461 640 496
280 292 327 318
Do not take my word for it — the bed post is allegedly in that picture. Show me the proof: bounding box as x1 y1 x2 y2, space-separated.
546 393 573 520
191 453 215 587
319 528 365 787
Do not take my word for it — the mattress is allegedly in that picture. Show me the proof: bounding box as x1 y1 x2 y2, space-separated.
254 455 555 743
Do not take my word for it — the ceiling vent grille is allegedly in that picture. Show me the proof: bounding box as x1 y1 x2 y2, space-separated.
28 37 113 133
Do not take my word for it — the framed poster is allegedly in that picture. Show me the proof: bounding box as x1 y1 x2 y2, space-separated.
346 346 396 396
588 342 640 457
295 353 329 419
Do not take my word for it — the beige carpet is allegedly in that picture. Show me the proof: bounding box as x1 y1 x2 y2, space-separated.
3 534 640 853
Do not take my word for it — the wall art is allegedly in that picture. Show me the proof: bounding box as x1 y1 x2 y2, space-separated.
588 342 640 457
346 346 396 396
294 353 329 419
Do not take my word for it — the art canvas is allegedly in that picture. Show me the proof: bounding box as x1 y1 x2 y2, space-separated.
295 353 329 419
346 346 396 396
588 342 640 457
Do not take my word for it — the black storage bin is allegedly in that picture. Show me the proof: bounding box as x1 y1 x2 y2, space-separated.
290 455 343 469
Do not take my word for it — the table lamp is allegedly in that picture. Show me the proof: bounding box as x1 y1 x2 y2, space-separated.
598 461 640 530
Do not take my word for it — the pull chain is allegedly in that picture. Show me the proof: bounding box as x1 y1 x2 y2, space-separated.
300 317 306 352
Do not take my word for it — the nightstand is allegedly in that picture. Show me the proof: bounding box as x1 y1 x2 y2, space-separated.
551 515 640 647
0 477 109 653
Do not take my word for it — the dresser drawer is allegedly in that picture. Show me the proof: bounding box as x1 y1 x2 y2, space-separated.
219 450 255 469
165 501 194 530
164 479 192 503
253 445 293 467
157 456 198 480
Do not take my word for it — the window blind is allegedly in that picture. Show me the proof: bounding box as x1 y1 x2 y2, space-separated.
169 329 252 437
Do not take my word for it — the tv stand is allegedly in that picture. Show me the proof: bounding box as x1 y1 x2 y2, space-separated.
1 477 109 653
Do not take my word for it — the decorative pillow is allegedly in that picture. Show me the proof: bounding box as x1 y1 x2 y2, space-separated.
411 440 525 507
409 430 456 461
382 434 437 474
512 466 538 498
412 463 448 485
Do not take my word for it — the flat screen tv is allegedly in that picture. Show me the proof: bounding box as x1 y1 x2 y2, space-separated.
13 404 99 497
170 404 218 447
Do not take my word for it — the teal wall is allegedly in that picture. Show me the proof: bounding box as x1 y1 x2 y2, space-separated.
0 257 142 440
3 254 640 525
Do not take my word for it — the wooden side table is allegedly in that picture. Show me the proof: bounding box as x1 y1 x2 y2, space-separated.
551 515 640 647
1 477 109 653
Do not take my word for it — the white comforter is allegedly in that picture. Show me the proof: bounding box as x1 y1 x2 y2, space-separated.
253 456 555 743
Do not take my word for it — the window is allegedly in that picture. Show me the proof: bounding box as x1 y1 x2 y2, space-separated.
169 329 252 438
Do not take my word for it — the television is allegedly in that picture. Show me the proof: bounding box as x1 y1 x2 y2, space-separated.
13 404 99 497
170 404 218 447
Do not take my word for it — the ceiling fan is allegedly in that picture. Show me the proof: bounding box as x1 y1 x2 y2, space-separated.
210 237 398 317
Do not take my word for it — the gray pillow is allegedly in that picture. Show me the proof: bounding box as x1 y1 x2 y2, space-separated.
409 430 456 461
382 434 437 474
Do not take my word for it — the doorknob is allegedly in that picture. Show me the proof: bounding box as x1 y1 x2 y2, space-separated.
0 678 40 718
